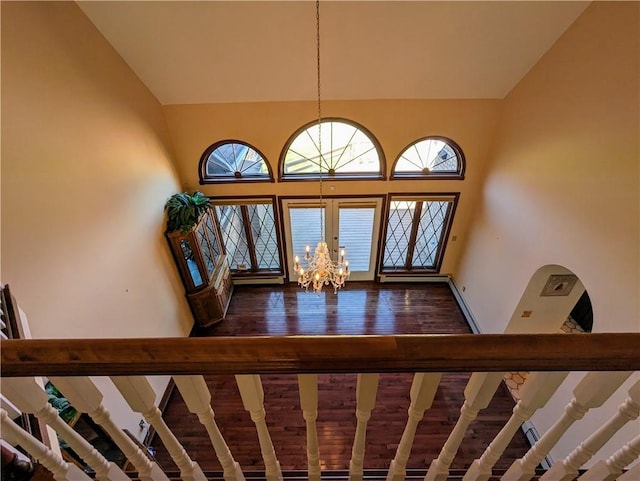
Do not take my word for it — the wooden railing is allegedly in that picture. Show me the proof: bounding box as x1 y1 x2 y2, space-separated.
2 333 638 376
1 334 639 481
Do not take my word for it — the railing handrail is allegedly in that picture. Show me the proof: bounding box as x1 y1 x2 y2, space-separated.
2 333 639 377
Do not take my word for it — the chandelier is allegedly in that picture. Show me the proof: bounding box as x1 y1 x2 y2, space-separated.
295 241 350 294
293 0 350 294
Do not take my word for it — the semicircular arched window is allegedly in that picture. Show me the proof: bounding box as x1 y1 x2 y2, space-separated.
392 137 465 180
199 140 273 184
280 119 385 180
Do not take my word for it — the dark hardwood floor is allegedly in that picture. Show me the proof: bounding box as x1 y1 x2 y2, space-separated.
151 282 530 473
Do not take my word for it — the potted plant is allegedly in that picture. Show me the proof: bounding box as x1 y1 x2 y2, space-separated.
46 382 78 423
164 191 211 233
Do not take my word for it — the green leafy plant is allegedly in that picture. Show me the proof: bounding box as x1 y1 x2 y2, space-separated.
165 191 212 233
46 383 78 423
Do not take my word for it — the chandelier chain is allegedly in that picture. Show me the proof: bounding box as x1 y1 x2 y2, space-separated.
316 0 324 241
316 0 321 127
292 0 349 294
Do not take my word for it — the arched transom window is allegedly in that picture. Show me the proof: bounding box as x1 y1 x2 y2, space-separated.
392 137 465 179
280 119 384 180
199 140 272 184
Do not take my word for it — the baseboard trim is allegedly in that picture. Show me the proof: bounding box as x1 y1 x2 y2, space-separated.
448 278 550 467
379 274 450 283
232 276 285 285
447 278 482 334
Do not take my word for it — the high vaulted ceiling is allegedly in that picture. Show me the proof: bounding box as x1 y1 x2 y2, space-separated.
78 1 590 106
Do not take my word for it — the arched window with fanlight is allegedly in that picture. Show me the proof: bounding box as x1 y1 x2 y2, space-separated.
279 118 385 181
199 140 273 184
392 136 465 180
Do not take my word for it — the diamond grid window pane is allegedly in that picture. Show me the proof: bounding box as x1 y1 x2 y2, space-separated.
248 204 280 269
214 201 282 273
283 120 381 175
383 201 416 269
197 227 215 276
382 196 455 273
412 201 449 268
216 205 251 269
205 215 221 259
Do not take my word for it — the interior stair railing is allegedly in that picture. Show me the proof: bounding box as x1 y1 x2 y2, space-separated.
2 334 639 481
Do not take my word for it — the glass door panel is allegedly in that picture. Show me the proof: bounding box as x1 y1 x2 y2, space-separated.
283 198 382 282
288 205 325 265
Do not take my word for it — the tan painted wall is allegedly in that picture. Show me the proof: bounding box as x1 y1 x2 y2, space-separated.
164 99 502 275
1 2 192 436
1 1 191 339
457 2 639 335
455 2 639 464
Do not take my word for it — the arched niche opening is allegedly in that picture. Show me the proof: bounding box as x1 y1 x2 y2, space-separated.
568 290 593 333
503 264 591 334
503 264 593 400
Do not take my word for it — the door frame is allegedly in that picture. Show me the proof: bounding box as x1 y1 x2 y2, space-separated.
280 196 384 283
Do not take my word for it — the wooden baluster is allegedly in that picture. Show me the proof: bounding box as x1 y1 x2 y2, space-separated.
297 374 321 481
425 372 505 481
50 376 169 481
173 375 245 481
464 371 569 481
1 408 93 481
387 373 442 481
349 373 380 481
502 371 633 481
577 434 640 481
540 380 640 481
2 377 130 481
235 374 283 481
617 462 640 481
111 376 207 481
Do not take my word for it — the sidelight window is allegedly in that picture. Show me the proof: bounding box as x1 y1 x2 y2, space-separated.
381 194 458 273
212 198 282 275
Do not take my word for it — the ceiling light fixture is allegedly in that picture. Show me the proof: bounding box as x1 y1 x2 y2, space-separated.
293 0 350 294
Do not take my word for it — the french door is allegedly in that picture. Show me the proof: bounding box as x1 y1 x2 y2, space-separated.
282 197 383 282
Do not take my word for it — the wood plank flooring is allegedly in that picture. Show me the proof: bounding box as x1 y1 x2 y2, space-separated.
151 282 531 473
